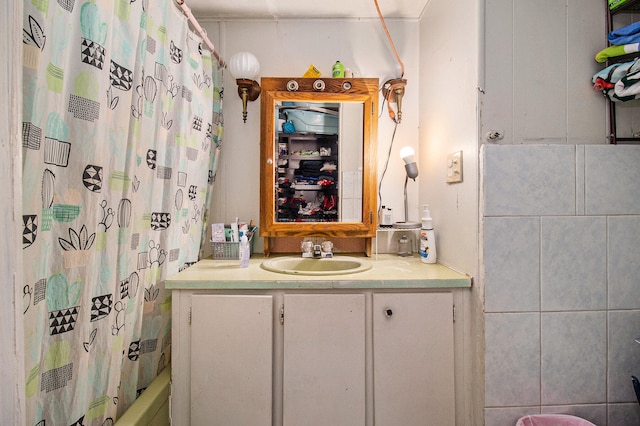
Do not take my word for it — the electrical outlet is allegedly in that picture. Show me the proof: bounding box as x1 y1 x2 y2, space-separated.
446 151 463 183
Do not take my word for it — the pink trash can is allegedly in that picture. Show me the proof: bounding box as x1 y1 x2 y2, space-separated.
516 414 597 426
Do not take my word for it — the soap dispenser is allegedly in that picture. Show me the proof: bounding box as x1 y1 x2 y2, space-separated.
419 205 437 264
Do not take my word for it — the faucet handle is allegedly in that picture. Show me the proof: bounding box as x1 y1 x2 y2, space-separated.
321 241 333 258
301 240 314 258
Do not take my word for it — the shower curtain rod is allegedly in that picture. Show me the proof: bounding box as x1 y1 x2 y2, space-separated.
175 0 226 67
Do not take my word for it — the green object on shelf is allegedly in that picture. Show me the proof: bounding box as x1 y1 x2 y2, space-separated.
609 0 636 11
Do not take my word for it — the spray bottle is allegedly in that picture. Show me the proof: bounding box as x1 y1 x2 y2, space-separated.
419 205 437 264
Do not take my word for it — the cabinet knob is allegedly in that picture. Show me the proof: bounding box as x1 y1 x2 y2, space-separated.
384 307 393 317
267 158 273 165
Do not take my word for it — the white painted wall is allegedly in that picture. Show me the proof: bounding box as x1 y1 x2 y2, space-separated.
1 2 25 425
419 2 482 425
419 0 479 276
201 18 421 254
482 0 605 144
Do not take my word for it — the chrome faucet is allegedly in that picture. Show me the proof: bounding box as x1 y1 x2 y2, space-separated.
301 239 333 258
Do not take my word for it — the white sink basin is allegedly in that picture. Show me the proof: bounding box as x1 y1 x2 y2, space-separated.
261 256 372 276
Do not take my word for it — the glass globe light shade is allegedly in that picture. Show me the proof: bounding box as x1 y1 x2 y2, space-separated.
228 52 260 80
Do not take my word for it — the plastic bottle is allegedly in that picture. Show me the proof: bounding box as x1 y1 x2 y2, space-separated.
419 205 437 264
239 234 250 268
379 205 393 227
332 61 345 78
397 234 411 257
383 207 393 226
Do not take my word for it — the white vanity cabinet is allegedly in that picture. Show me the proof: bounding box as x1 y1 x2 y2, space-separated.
283 294 366 425
189 295 274 426
171 289 455 426
373 292 455 426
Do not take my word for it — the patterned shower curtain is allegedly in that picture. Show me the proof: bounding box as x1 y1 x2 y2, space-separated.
22 0 223 423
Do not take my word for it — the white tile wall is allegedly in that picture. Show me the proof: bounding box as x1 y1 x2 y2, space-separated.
585 146 640 215
484 217 540 312
608 310 640 402
481 0 640 424
484 407 540 426
485 313 541 407
483 145 575 216
540 217 607 311
483 145 640 426
608 216 640 310
541 405 607 426
541 312 607 405
608 403 640 425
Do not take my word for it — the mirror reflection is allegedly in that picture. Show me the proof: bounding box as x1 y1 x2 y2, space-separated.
274 101 363 223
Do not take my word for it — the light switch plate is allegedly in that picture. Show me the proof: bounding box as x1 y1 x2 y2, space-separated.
446 151 463 183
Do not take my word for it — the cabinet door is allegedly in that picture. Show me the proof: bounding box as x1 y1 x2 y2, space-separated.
190 295 273 426
373 292 455 426
283 294 366 426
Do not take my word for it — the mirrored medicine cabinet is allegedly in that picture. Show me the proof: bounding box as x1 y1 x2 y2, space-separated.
259 77 379 255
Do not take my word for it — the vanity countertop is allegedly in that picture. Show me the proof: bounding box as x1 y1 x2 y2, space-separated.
165 254 472 290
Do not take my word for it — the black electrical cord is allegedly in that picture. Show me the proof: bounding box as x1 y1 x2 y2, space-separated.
377 119 399 220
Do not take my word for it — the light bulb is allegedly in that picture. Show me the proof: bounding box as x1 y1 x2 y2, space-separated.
400 146 415 164
400 146 418 179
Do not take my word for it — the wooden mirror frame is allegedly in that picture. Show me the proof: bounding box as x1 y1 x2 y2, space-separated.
259 77 378 255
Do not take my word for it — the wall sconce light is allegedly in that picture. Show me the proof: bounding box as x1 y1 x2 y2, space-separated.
382 78 407 123
393 146 421 229
228 51 261 123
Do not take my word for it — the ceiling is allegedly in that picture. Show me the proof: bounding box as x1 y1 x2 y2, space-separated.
184 0 430 20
